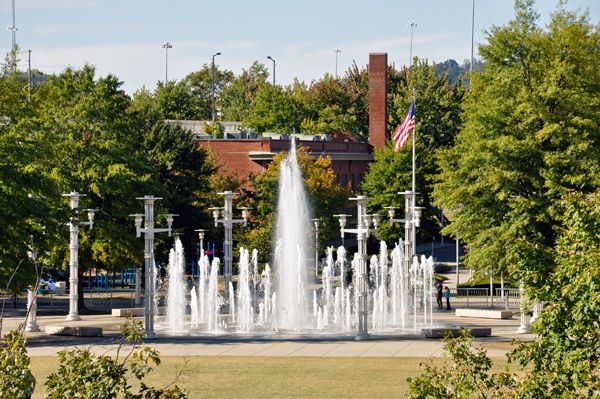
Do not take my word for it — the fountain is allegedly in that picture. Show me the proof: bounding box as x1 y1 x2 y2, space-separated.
158 139 438 336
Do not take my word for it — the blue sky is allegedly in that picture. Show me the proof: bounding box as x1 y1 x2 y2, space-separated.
2 0 598 95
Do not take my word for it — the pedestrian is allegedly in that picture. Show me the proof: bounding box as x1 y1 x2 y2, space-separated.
436 281 443 310
445 286 452 311
159 265 166 289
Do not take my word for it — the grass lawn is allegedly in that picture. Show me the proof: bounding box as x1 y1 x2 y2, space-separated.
29 356 510 398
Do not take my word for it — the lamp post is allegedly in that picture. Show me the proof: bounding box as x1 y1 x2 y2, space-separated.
161 42 172 83
62 191 97 321
311 219 322 277
408 23 417 66
335 196 380 340
333 49 341 79
267 56 275 86
130 195 176 338
212 52 221 121
195 229 206 256
384 191 424 296
209 191 251 294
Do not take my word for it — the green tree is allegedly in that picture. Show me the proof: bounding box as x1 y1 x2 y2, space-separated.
136 121 216 261
363 59 466 244
242 81 307 134
433 0 600 276
220 61 269 122
184 64 234 121
154 80 200 120
36 65 154 306
406 189 600 398
0 48 61 291
300 73 360 136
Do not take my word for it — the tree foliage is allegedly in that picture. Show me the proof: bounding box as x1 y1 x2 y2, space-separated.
433 0 600 275
406 188 600 398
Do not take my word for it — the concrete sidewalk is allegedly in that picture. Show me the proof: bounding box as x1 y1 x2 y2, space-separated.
2 309 534 358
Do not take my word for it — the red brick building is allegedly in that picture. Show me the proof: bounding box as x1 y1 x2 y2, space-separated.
197 133 373 192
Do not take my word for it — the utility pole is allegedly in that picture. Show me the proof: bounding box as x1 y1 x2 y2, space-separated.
333 49 341 79
28 49 31 103
408 23 417 66
471 0 475 73
8 0 17 52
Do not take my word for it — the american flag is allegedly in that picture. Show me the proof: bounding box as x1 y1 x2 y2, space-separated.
392 100 415 152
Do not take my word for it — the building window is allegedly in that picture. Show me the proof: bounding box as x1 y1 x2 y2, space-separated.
349 160 353 173
350 174 355 191
342 174 348 187
336 174 340 185
339 163 342 171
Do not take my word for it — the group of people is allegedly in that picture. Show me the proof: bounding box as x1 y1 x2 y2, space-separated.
436 281 451 311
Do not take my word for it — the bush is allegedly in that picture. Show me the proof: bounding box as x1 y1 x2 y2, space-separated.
434 263 451 273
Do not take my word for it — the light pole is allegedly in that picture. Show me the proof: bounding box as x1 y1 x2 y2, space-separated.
385 192 424 292
161 42 172 83
311 219 322 277
212 52 221 121
408 23 417 66
195 229 207 256
267 56 275 86
130 195 176 338
333 49 341 79
335 197 380 340
8 0 17 52
209 191 251 294
62 191 97 321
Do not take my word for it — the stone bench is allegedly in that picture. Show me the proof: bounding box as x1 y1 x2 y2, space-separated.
112 307 166 317
46 325 103 337
421 327 492 339
456 309 513 319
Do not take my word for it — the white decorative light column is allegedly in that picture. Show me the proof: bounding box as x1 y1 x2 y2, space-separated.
311 218 321 277
25 289 41 332
209 191 251 294
335 196 380 340
517 281 532 334
131 195 176 339
62 191 97 321
385 191 424 284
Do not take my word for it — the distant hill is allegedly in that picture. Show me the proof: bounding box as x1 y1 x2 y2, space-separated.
434 59 484 85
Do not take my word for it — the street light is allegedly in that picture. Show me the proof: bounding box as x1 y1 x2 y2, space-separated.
212 52 221 121
161 42 172 83
209 191 251 294
334 196 379 340
267 56 275 86
62 191 98 321
311 218 322 277
408 23 417 66
333 49 341 79
130 195 176 338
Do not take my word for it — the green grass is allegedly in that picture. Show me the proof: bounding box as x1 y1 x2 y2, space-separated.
29 356 510 398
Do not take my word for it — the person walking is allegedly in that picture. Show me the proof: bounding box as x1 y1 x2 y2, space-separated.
436 281 443 310
159 265 166 289
444 286 452 311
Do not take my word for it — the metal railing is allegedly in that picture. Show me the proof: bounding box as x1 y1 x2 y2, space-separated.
449 288 521 309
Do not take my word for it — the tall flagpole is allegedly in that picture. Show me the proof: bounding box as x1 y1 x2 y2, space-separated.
412 88 416 193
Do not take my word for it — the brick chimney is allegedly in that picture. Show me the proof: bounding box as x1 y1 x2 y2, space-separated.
368 53 388 150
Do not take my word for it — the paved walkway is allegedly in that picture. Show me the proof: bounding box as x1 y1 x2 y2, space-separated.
1 309 534 358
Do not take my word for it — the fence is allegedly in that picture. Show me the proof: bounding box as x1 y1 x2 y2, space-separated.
449 287 521 309
7 289 138 310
